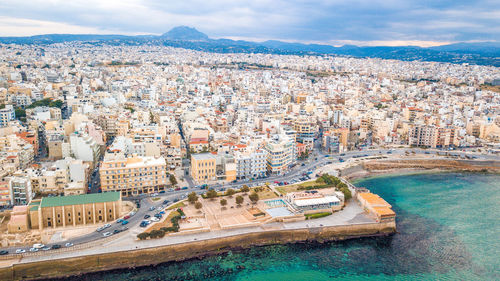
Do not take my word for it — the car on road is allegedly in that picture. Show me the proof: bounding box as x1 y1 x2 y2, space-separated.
173 198 179 202
121 220 129 225
144 214 151 219
116 218 124 224
157 206 164 211
181 186 188 190
15 249 25 254
65 242 74 247
163 200 169 205
129 211 136 217
103 223 111 228
32 243 45 249
51 244 61 249
113 229 121 234
96 226 105 232
102 232 112 237
123 215 130 219
29 248 38 252
149 206 155 211
41 247 51 251
174 187 181 191
0 250 8 255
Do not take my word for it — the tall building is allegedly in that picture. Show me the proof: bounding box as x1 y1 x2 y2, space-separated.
100 154 167 196
265 135 295 175
0 105 15 127
8 176 33 206
190 153 217 183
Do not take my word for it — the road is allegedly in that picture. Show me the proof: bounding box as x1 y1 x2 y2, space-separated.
1 144 497 255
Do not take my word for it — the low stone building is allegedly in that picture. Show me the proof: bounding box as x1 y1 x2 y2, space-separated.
7 206 29 233
28 191 122 230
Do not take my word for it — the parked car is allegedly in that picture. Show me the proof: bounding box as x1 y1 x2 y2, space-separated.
150 217 160 222
64 242 74 247
144 214 151 219
181 186 188 190
116 218 124 223
113 229 121 234
96 226 105 232
149 206 155 211
0 250 8 255
163 200 169 205
32 243 45 249
15 249 25 254
102 232 112 237
123 215 130 219
103 223 111 228
121 220 129 225
139 221 148 227
41 247 51 251
29 248 38 252
51 244 61 249
129 211 136 217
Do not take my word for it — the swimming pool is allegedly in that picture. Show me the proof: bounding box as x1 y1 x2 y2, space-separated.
264 199 286 207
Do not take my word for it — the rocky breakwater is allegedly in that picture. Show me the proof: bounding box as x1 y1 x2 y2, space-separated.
0 222 395 280
363 159 500 173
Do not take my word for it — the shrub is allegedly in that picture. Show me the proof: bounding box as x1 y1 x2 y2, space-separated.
305 212 332 219
195 201 203 209
137 232 149 240
235 195 244 205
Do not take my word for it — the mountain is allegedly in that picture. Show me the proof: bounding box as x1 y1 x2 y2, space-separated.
0 26 499 66
161 26 208 41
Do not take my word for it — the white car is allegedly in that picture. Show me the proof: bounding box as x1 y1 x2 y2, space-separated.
157 206 164 211
103 223 111 228
32 243 45 249
102 232 112 237
29 248 38 252
64 242 74 247
15 249 25 254
150 217 160 222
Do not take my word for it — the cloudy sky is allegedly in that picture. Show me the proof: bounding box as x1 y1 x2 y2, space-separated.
0 0 499 46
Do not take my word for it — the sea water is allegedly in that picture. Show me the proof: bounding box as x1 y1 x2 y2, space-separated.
62 173 500 281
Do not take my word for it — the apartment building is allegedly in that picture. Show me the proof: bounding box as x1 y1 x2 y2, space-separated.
100 154 168 196
0 105 15 127
190 153 216 183
265 135 295 175
8 176 33 206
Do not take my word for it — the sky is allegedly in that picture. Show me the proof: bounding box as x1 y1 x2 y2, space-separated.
0 0 499 47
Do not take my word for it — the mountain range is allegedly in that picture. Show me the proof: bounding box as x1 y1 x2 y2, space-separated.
1 26 499 67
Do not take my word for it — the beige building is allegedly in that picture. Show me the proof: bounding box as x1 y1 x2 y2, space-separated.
191 153 217 183
27 192 122 230
100 154 168 196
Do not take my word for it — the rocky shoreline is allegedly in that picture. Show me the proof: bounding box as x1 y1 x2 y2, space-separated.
342 158 500 181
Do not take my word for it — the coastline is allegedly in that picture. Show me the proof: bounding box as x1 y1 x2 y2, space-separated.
342 158 500 182
2 157 497 280
0 221 396 280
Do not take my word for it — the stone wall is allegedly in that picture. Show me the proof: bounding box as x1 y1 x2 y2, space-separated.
0 221 395 280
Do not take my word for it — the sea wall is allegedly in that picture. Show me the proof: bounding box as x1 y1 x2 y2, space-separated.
0 221 395 280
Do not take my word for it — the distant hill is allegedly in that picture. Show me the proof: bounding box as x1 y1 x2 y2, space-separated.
161 26 208 41
0 26 499 67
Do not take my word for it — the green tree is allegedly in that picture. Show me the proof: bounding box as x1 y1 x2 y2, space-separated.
225 188 236 197
240 185 250 193
169 174 177 186
14 107 26 119
220 198 227 209
137 232 149 240
206 189 218 200
249 192 259 204
194 201 203 210
187 192 198 204
235 195 244 206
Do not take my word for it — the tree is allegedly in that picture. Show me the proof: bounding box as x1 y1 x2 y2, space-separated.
235 195 244 206
249 192 259 204
206 189 218 200
220 198 227 209
137 232 149 240
194 201 203 210
225 188 236 197
240 185 250 193
187 192 198 204
169 174 177 186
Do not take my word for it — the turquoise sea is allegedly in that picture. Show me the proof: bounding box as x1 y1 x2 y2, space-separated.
66 173 500 281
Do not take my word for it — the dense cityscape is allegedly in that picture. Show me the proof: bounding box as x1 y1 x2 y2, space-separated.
0 40 498 279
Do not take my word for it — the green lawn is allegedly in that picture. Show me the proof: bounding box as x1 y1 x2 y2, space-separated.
166 201 185 210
